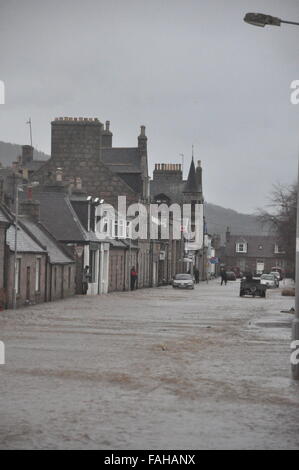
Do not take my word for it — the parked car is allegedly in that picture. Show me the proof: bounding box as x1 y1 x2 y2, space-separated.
172 273 194 289
260 273 277 288
226 271 236 281
270 272 280 287
271 267 284 280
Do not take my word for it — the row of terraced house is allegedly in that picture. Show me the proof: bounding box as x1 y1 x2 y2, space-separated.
0 116 205 309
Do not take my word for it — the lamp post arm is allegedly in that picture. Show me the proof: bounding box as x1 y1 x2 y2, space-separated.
281 20 299 27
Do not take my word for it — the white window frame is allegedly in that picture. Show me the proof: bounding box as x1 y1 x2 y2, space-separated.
236 242 247 253
274 243 285 254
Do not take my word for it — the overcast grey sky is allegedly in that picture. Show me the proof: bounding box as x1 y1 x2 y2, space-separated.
1 0 299 213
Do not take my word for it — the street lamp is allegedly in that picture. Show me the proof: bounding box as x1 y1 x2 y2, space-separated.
244 12 299 28
244 11 299 380
12 181 39 309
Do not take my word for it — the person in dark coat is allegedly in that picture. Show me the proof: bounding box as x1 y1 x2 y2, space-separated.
194 267 200 284
130 266 138 291
82 265 90 294
220 268 227 286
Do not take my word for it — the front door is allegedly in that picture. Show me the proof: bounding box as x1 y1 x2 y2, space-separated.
26 266 30 301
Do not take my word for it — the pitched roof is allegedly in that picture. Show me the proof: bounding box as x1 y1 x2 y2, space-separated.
20 217 74 264
35 189 89 242
0 204 11 224
101 148 141 173
183 158 199 193
6 225 46 253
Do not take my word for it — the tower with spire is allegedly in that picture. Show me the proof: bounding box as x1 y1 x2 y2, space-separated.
183 149 204 205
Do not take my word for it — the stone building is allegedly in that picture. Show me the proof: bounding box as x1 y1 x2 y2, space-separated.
2 197 75 309
25 179 110 296
150 158 206 280
31 117 153 291
33 117 148 207
223 228 290 276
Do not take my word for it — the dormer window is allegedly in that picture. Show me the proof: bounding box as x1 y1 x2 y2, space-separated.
236 242 247 253
274 244 285 254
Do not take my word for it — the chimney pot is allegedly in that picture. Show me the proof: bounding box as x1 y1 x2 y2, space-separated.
56 168 63 182
27 186 33 200
75 177 82 190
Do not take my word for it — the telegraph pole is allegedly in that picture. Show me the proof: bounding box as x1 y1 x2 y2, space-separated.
27 118 33 147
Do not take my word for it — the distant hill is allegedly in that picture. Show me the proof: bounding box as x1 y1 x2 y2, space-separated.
0 141 49 167
205 202 271 243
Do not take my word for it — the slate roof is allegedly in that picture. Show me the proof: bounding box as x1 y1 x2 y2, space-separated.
26 160 46 172
20 217 74 264
6 225 46 253
35 190 89 242
0 204 11 224
101 148 141 173
183 158 200 193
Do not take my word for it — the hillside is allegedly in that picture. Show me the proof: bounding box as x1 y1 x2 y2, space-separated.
205 202 271 243
0 141 49 167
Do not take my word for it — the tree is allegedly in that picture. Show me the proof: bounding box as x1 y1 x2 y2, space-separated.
258 183 297 273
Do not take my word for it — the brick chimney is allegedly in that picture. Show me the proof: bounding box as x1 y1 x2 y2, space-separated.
101 120 113 148
138 125 147 155
19 186 40 221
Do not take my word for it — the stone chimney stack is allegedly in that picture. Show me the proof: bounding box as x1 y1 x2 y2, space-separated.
20 186 40 222
22 145 34 165
101 120 113 148
138 125 147 155
56 168 63 182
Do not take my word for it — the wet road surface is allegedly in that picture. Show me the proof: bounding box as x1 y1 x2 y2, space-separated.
0 279 299 449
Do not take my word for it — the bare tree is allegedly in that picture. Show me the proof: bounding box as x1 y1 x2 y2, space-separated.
258 183 297 273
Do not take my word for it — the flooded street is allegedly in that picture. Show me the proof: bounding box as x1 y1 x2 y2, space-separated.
1 279 299 449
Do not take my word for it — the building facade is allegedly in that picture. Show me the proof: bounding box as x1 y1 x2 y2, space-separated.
224 228 290 275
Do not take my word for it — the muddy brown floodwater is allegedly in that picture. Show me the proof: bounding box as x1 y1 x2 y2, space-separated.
0 279 299 449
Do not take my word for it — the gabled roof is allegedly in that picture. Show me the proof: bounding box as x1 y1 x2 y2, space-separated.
20 217 74 264
6 225 46 254
183 158 199 193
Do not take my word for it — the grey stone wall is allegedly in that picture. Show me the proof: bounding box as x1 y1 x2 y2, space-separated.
34 118 138 207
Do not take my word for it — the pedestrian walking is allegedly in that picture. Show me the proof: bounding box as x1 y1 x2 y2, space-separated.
194 267 200 284
220 268 227 286
130 266 138 291
82 265 90 295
